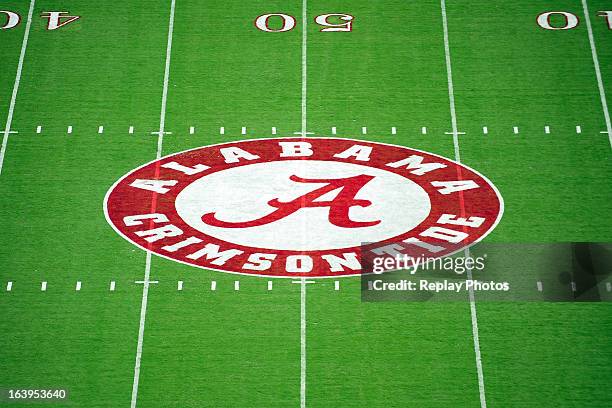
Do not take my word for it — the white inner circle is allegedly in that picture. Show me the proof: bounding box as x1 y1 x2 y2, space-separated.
175 160 431 251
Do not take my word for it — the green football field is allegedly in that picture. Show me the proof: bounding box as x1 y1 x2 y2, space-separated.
1 0 611 407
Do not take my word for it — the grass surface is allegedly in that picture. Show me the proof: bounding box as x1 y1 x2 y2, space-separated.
1 1 611 407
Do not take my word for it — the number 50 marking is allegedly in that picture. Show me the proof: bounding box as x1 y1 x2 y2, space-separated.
255 13 354 33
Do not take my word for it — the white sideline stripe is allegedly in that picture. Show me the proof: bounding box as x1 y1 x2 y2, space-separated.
361 126 367 135
331 126 337 135
272 126 277 135
267 281 273 291
0 0 36 176
189 126 195 134
544 125 550 134
482 126 488 135
110 281 116 291
391 126 397 135
234 281 240 291
67 126 73 134
537 281 543 292
177 280 183 291
576 125 582 134
129 126 135 134
421 126 427 135
582 0 612 149
220 126 225 135
210 280 216 291
6 281 13 291
241 126 247 135
513 126 519 134
98 125 104 134
36 125 42 134
440 2 487 407
75 281 81 291
334 281 340 291
41 281 47 291
131 0 176 406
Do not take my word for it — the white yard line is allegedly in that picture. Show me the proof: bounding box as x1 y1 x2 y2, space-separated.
581 0 612 149
130 1 176 407
0 0 36 176
301 0 308 137
300 1 308 407
300 276 307 408
440 1 487 407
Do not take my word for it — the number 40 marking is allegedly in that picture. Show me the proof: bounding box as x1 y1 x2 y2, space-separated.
255 13 354 33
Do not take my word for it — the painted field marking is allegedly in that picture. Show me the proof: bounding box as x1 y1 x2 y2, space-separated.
292 280 316 284
482 126 488 135
537 281 543 292
41 281 47 291
210 280 217 291
98 125 104 134
75 281 81 291
220 126 225 135
177 280 183 291
391 126 397 135
421 126 427 135
581 0 612 149
272 126 277 135
150 130 172 136
6 281 13 292
294 130 314 136
300 2 308 406
440 1 487 406
601 130 610 134
361 126 367 135
189 126 195 135
0 0 36 176
576 125 582 134
267 281 273 291
110 281 116 291
241 126 247 135
129 126 135 134
36 126 42 134
445 131 465 135
67 125 73 134
130 1 176 407
331 126 337 135
544 125 551 134
334 281 340 291
234 281 240 291
300 277 307 408
513 126 519 134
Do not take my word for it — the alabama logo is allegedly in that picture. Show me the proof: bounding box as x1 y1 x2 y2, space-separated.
104 138 503 278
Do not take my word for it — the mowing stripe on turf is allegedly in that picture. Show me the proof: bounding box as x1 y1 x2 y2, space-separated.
0 0 35 177
581 0 612 149
130 1 177 407
440 1 487 407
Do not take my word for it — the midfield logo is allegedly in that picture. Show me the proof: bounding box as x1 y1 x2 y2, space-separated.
104 138 503 278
